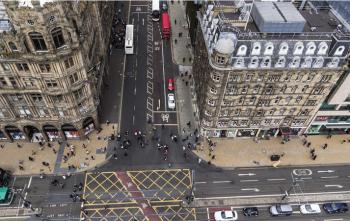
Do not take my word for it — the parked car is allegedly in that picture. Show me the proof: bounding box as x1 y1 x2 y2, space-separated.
214 210 238 221
300 204 321 214
167 78 174 91
270 204 293 216
167 93 175 109
323 203 348 214
243 207 259 216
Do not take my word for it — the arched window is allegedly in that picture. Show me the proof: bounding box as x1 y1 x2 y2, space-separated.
334 45 345 56
236 45 247 56
279 42 289 55
28 32 47 51
317 42 328 55
8 42 18 51
51 27 65 49
251 42 261 55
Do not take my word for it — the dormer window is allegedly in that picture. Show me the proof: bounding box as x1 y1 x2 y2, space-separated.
237 45 247 56
216 55 225 64
317 42 328 55
275 56 286 68
251 42 261 55
305 42 316 55
264 42 274 55
279 42 289 55
8 42 18 52
29 32 47 51
334 45 345 56
293 42 304 55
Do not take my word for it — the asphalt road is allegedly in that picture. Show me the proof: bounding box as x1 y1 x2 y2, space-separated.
194 165 350 198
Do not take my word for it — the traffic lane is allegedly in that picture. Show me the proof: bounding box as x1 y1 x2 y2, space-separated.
153 21 165 111
133 13 148 131
163 39 178 111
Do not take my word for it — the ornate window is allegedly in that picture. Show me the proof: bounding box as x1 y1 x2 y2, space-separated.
51 27 65 48
211 73 221 82
29 32 47 51
237 45 247 56
39 64 51 72
16 63 29 72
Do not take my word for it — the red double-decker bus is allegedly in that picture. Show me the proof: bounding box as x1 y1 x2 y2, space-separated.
161 12 171 39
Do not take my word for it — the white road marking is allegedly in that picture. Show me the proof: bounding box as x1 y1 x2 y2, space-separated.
324 219 343 221
267 178 286 181
134 87 136 95
240 179 259 182
241 188 260 192
325 185 343 188
212 181 231 184
321 176 339 179
317 170 335 173
27 176 33 189
293 168 312 176
238 173 256 176
132 116 135 125
195 181 207 184
161 41 166 110
292 211 301 214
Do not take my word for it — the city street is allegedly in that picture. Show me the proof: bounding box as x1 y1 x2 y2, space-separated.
3 1 350 221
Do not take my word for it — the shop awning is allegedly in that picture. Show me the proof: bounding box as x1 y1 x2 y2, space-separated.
325 124 350 129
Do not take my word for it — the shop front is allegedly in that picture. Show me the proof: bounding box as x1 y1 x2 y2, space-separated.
236 129 258 137
23 125 43 142
258 128 278 139
0 131 7 141
4 126 26 140
62 124 80 139
83 117 95 136
43 125 61 141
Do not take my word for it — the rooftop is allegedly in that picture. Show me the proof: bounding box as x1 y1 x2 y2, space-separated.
213 0 348 34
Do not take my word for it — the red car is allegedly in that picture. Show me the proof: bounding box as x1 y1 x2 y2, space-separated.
167 78 174 91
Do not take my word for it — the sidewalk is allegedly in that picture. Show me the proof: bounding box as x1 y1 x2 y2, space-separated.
169 0 193 65
194 134 350 168
0 123 115 176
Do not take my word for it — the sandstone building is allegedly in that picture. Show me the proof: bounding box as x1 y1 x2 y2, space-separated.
0 1 115 141
193 0 350 138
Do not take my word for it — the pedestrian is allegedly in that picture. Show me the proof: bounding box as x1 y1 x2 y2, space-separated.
0 144 4 149
182 146 186 151
322 143 328 149
28 156 34 161
208 161 211 165
341 139 346 144
198 158 202 164
124 151 128 157
53 148 57 154
312 155 317 160
82 143 86 149
17 143 22 148
185 81 188 86
114 153 118 159
211 155 216 160
91 155 95 160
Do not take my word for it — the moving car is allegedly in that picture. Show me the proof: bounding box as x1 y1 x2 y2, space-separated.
300 204 321 214
167 93 175 109
243 207 259 216
167 78 174 91
214 210 238 221
161 1 168 11
323 203 348 214
270 204 293 216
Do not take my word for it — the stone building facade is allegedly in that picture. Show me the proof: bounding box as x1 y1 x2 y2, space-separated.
0 1 115 141
193 1 350 138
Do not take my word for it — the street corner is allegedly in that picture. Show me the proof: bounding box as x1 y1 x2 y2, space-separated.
207 206 234 221
153 111 178 126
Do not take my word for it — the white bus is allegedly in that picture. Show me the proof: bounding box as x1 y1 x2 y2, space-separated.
152 0 160 21
125 24 134 55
